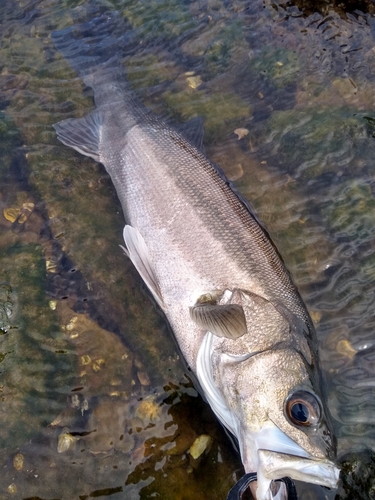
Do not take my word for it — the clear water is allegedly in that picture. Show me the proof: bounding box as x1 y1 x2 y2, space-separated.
1 0 375 498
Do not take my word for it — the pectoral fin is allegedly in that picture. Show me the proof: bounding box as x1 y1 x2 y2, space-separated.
122 225 164 308
190 302 247 340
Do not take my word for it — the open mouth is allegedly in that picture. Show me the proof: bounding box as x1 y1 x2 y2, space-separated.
254 449 340 500
237 424 340 500
228 451 340 500
258 449 340 487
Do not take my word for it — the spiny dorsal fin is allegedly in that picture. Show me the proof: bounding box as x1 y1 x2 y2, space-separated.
122 225 164 308
190 301 247 340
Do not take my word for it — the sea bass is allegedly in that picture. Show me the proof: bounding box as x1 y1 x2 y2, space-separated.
52 11 340 500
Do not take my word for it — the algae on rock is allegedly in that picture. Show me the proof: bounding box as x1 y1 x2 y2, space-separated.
162 87 250 143
0 243 75 450
249 107 374 181
249 48 301 89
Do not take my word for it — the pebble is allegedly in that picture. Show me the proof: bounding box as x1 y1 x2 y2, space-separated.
13 453 24 471
234 128 249 140
7 483 17 494
337 339 357 359
189 434 213 459
57 428 78 453
137 370 150 386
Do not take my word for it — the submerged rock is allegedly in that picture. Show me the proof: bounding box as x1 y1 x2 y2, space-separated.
83 398 135 456
337 451 375 499
0 282 17 334
56 301 135 399
12 453 24 471
162 87 250 143
189 434 213 459
0 243 75 451
57 428 79 453
249 48 301 89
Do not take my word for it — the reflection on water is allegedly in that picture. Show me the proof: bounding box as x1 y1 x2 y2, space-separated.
1 0 375 498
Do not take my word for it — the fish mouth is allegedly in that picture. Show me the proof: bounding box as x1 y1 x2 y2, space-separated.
239 425 340 500
258 449 340 487
253 449 340 500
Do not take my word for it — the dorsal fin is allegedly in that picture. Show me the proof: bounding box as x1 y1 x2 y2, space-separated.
122 225 164 308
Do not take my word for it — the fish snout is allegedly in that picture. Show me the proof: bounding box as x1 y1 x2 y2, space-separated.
253 449 340 500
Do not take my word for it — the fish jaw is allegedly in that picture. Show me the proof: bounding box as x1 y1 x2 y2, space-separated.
238 429 340 499
257 449 340 488
237 424 340 500
254 450 340 500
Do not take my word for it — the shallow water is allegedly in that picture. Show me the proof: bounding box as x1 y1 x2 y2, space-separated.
1 0 375 498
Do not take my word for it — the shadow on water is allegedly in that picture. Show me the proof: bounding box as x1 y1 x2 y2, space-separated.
1 0 375 497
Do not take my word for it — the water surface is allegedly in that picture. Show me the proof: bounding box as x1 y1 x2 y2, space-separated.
1 0 375 498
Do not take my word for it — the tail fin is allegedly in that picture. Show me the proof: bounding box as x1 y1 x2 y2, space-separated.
53 9 149 141
52 11 136 87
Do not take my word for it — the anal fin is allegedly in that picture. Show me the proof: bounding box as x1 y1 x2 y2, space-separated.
122 225 164 308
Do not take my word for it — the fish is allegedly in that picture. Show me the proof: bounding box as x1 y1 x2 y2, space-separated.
52 10 340 500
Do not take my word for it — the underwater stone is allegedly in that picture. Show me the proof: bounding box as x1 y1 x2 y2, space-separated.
189 434 213 459
57 429 78 453
12 453 24 471
0 243 75 450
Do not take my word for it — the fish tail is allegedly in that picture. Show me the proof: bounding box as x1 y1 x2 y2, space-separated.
52 10 135 88
53 10 147 160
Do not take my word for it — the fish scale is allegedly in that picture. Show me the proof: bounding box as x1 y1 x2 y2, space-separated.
106 116 306 310
104 117 304 356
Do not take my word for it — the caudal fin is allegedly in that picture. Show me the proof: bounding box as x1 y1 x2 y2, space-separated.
52 10 136 87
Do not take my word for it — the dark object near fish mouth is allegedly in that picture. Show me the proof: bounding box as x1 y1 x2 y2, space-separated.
274 0 375 17
226 472 298 500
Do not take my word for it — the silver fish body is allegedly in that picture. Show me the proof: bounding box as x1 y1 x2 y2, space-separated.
52 12 340 499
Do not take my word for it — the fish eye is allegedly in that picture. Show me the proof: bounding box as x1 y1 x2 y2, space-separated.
285 390 321 427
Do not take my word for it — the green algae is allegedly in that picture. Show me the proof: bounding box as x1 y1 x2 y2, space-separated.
324 180 375 238
163 88 250 142
0 4 181 387
250 108 374 180
121 0 196 40
126 53 177 90
0 112 23 184
200 20 248 78
321 179 375 292
249 48 301 89
0 243 75 450
296 77 375 113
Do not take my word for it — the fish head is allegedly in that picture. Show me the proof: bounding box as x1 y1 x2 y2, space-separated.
194 289 339 498
219 347 340 499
